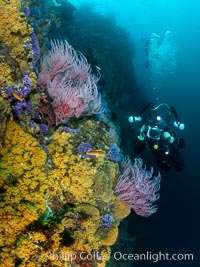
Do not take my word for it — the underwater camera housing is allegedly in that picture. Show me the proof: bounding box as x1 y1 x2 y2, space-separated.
146 126 161 140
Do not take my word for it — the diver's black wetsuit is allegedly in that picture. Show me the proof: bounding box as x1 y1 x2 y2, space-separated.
134 102 185 172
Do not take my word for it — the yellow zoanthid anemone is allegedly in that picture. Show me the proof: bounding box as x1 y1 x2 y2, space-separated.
0 119 47 248
0 0 36 90
0 118 130 267
0 97 10 149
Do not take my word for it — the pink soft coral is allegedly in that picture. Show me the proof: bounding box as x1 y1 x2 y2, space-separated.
38 40 103 125
115 157 161 217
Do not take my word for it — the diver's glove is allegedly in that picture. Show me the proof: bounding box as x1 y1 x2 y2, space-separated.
163 132 174 143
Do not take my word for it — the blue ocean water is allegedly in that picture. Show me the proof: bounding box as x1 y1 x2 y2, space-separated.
69 0 200 266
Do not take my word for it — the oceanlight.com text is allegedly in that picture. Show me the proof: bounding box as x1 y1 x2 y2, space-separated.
113 251 194 263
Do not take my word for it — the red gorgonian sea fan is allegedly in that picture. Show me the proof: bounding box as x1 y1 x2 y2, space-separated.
38 40 103 125
115 157 161 217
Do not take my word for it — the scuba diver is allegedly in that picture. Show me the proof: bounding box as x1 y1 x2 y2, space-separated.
144 31 177 75
128 102 185 172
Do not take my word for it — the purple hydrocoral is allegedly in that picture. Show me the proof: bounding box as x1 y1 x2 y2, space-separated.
13 101 33 116
106 144 122 163
5 73 33 116
22 7 30 17
115 157 161 217
22 72 32 96
77 142 92 153
39 123 49 135
38 40 103 125
60 126 81 134
30 32 40 68
99 214 115 228
6 72 32 101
